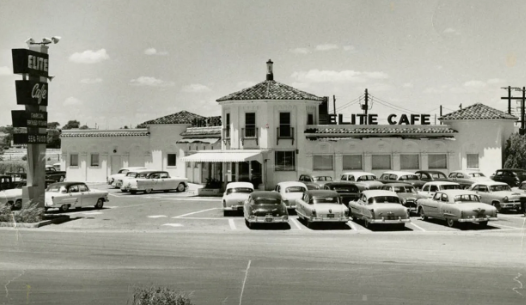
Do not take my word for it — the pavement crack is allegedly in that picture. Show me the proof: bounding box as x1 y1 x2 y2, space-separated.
4 269 25 302
513 273 523 296
239 260 251 305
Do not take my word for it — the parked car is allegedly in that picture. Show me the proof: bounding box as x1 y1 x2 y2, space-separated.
122 171 188 194
222 182 254 216
379 183 426 214
107 167 147 188
447 170 491 189
469 181 524 212
378 171 426 189
339 171 383 190
418 181 462 199
490 169 525 187
298 174 333 190
243 191 289 228
117 169 152 191
415 170 449 182
45 166 67 183
44 182 109 212
348 190 411 229
0 176 24 210
295 190 349 227
322 182 362 207
417 190 498 227
274 181 307 211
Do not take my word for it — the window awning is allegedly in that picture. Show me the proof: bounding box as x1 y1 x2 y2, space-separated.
176 138 220 144
181 150 263 163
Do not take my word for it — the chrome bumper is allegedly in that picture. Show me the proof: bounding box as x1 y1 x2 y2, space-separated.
310 216 348 223
458 217 498 223
501 202 521 209
247 216 288 223
370 218 411 224
225 205 244 211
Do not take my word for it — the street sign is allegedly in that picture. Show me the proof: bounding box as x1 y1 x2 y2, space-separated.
13 133 47 145
11 110 47 128
12 48 49 77
15 80 48 106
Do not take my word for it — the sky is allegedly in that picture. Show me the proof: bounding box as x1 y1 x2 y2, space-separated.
1 0 526 129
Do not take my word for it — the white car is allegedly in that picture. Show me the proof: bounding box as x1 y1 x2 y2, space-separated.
418 181 462 199
340 171 383 190
45 182 109 212
274 181 307 210
122 171 188 194
348 190 411 229
295 190 349 227
107 167 147 188
0 188 23 210
117 169 152 191
222 182 254 216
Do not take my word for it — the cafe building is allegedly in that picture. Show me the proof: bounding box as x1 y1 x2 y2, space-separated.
60 60 517 189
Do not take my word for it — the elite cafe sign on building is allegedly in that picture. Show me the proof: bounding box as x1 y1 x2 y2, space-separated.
11 48 49 144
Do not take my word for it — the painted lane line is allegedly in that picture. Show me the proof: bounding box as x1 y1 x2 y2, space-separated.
172 207 220 218
229 219 236 230
491 223 524 230
239 260 251 305
148 215 167 218
409 222 426 232
347 221 358 231
290 218 302 230
162 223 183 227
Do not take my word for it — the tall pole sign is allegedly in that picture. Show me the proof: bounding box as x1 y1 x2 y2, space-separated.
11 43 51 209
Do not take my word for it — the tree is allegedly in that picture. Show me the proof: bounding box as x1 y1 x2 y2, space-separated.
47 129 61 148
47 122 60 129
2 125 13 147
503 133 526 168
79 125 89 129
62 120 80 130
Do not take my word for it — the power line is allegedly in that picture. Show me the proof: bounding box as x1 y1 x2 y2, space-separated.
336 96 361 111
369 94 419 114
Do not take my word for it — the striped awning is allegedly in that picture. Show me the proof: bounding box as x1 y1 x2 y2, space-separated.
181 150 263 163
176 138 220 144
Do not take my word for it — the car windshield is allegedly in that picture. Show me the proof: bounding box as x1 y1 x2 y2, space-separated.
118 169 128 174
285 186 306 193
399 175 419 180
331 186 355 193
227 187 253 194
254 198 281 205
431 173 447 179
126 172 138 177
393 186 416 193
46 184 62 192
313 176 332 182
490 185 511 192
136 173 150 178
470 173 486 178
368 196 401 204
357 175 376 181
441 184 461 190
312 196 340 204
453 194 481 202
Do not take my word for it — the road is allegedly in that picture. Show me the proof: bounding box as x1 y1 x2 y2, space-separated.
0 186 525 304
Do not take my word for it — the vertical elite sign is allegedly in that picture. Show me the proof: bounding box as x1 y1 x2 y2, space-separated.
11 49 49 144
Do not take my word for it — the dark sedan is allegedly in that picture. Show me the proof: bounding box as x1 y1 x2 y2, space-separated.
298 174 333 190
243 191 289 228
322 182 362 207
415 170 449 183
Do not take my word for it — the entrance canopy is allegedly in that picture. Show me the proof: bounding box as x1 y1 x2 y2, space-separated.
181 150 263 163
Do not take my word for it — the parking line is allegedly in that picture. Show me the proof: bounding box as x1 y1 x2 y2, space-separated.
229 219 236 230
148 215 167 218
172 207 220 218
491 223 523 230
347 221 358 231
290 218 302 230
409 222 426 231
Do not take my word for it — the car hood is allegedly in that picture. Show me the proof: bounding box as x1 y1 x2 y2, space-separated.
356 181 383 188
0 189 22 198
398 193 425 200
492 190 523 197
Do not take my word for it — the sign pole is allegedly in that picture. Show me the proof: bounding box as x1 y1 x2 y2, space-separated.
21 44 49 209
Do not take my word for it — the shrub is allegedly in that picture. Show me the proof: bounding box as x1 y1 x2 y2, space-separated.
0 202 45 223
0 161 27 175
131 286 193 305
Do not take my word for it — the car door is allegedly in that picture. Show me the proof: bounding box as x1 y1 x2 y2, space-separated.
78 183 94 207
438 193 454 219
492 170 504 183
66 184 82 207
349 194 366 218
423 192 441 218
473 184 490 203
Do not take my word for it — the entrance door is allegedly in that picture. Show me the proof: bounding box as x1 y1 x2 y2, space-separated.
110 156 121 175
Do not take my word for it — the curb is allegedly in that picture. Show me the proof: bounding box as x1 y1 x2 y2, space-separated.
0 215 71 228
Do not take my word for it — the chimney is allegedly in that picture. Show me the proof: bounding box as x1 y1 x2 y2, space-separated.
266 59 273 81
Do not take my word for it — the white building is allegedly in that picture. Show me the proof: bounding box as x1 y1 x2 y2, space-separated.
61 60 518 189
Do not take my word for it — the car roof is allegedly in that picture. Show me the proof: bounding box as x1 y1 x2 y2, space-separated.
437 190 478 196
277 181 307 187
48 182 86 187
381 171 416 176
122 167 147 170
324 182 358 186
423 181 459 186
451 169 483 173
306 190 339 196
362 190 398 197
341 171 375 176
381 183 415 187
416 170 445 174
251 191 281 199
226 182 254 189
472 181 507 186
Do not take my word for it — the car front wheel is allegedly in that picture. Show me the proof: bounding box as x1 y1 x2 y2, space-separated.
446 218 456 227
95 199 104 209
59 204 69 213
492 202 502 213
419 207 427 221
176 183 186 192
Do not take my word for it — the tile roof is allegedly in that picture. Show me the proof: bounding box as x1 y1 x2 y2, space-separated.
61 129 149 138
439 103 517 121
137 110 205 127
180 126 222 137
305 126 457 139
176 138 220 144
216 80 325 102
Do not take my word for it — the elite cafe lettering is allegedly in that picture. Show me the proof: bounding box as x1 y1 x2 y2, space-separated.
31 83 47 104
328 113 431 125
27 54 48 73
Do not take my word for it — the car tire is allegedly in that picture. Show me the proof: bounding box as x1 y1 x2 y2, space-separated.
364 220 371 229
59 176 65 182
419 207 427 221
59 204 69 213
176 183 186 192
130 190 137 195
14 199 22 210
144 188 153 194
479 221 488 227
492 202 502 213
446 218 456 228
95 199 104 209
306 219 311 228
245 219 252 228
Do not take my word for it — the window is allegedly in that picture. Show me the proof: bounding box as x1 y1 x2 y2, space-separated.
313 155 333 170
90 153 99 167
78 184 89 192
70 153 79 167
372 154 391 170
245 113 256 137
428 154 447 169
167 154 176 167
279 112 291 137
343 155 362 170
307 113 314 125
467 154 479 169
187 162 191 168
400 154 419 170
275 151 295 171
225 113 230 138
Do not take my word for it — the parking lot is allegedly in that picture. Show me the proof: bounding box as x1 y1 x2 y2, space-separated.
40 183 526 235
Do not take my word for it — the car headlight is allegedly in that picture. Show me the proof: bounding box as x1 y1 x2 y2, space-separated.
503 196 509 202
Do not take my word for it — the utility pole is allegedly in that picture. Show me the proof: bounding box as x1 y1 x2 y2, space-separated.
501 86 513 114
440 105 443 125
502 86 526 135
333 95 336 116
522 87 525 134
361 88 369 124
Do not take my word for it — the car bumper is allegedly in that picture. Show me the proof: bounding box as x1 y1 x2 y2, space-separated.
501 202 521 209
225 205 244 211
309 216 348 223
370 218 411 224
458 217 498 223
246 216 288 223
